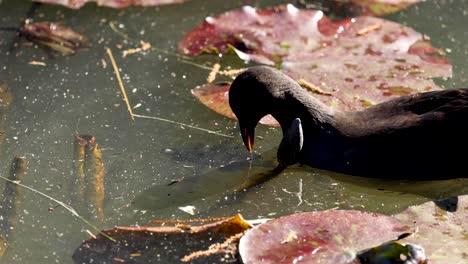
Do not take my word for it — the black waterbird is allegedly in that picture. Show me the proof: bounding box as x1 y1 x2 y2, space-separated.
229 66 468 179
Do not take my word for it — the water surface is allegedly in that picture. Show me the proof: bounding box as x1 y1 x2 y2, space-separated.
0 0 467 263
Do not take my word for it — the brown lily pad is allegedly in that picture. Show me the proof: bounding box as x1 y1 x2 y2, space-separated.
239 210 413 264
394 195 468 264
73 214 251 263
180 5 451 123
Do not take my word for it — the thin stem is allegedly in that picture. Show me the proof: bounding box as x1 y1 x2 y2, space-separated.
0 175 116 242
109 21 130 40
177 58 214 70
132 113 233 138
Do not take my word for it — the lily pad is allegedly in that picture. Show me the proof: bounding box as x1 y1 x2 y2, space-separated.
394 195 468 264
180 5 451 122
73 214 251 263
239 210 412 264
33 0 189 9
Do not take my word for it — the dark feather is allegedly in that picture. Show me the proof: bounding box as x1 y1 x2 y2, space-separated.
229 66 468 179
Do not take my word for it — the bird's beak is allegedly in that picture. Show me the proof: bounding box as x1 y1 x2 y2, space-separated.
241 125 255 153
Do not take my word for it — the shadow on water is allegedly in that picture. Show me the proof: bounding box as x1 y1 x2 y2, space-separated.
133 148 281 210
134 145 468 212
324 170 468 201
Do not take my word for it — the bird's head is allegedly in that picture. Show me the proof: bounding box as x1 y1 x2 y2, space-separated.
229 66 289 152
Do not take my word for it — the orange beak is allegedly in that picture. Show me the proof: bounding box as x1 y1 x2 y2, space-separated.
241 126 255 153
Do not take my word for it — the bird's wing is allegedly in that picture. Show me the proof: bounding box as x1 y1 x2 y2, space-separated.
342 89 468 137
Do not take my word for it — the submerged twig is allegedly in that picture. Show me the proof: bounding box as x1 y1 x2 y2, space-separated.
106 47 135 121
109 21 130 40
0 174 116 242
132 113 233 138
177 58 213 70
0 157 27 242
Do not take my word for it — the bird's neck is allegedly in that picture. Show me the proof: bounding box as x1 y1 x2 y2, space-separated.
271 88 337 132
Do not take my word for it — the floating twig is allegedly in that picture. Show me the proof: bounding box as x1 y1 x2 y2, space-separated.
0 174 116 242
206 63 246 83
218 68 246 77
357 23 382 36
122 40 151 57
297 79 333 96
106 47 135 121
150 216 230 224
28 60 46 66
132 113 233 138
181 231 245 262
207 63 221 83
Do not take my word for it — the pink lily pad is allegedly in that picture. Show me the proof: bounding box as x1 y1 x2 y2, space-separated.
33 0 189 9
394 195 468 264
239 210 412 264
180 5 452 122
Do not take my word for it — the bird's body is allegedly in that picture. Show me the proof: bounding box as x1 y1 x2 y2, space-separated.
229 66 468 179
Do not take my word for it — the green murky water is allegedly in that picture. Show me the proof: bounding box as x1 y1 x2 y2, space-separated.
0 0 467 263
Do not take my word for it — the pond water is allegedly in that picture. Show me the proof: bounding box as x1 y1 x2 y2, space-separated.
0 0 467 263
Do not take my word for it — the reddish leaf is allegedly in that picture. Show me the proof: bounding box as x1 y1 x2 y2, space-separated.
239 210 412 264
181 5 452 122
394 195 468 264
33 0 189 9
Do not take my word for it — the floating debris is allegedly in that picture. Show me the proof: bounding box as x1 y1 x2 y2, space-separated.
19 21 88 55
